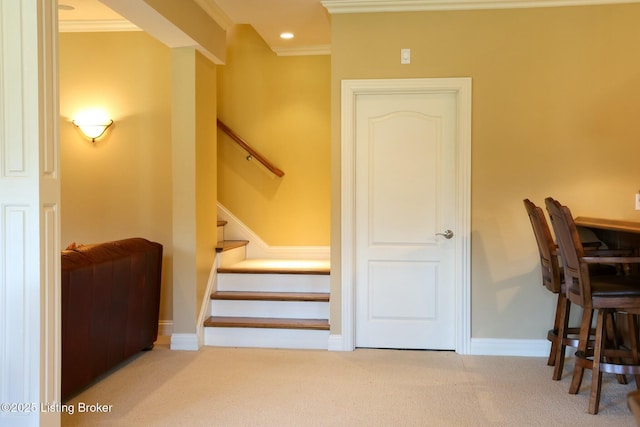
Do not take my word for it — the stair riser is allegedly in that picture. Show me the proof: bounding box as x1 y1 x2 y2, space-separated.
217 273 329 293
218 246 246 267
210 300 329 319
203 327 329 350
217 224 224 244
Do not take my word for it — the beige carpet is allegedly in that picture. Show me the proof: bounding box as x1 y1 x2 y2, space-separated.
62 339 636 426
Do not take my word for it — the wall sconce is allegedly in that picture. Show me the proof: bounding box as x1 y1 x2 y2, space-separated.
72 110 113 142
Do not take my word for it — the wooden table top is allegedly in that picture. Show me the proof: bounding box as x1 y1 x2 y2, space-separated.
575 216 640 234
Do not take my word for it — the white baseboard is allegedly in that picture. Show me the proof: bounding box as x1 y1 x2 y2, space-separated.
469 338 550 357
170 333 199 351
196 261 219 349
328 335 550 357
175 331 550 355
328 334 349 351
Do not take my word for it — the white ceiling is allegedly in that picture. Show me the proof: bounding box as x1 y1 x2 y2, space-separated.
58 0 639 55
57 0 331 55
58 0 125 21
214 0 331 54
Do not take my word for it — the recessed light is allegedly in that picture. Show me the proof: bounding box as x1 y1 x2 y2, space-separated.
280 32 294 40
58 4 75 11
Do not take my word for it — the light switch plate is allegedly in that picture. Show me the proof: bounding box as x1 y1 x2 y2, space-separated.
635 193 640 210
401 48 411 64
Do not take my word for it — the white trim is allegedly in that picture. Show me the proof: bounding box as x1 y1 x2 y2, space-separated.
273 45 332 56
327 335 551 357
322 0 640 13
170 333 199 351
340 78 472 354
58 19 141 33
470 338 551 357
193 0 234 30
196 256 219 348
1 2 60 423
328 334 347 351
217 202 330 260
329 336 551 356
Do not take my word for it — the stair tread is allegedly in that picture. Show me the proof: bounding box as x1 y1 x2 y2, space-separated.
204 316 329 330
218 258 330 275
217 220 228 227
215 240 249 253
211 291 329 302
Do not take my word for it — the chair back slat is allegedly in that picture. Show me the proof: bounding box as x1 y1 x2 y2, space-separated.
545 197 591 307
523 199 562 293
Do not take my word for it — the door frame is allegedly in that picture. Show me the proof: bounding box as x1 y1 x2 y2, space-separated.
340 78 472 353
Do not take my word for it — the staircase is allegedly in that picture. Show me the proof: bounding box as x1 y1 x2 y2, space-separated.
203 220 330 350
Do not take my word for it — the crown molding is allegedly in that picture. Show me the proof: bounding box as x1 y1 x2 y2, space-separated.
273 44 332 56
321 0 640 13
58 19 140 33
193 0 234 30
57 0 233 35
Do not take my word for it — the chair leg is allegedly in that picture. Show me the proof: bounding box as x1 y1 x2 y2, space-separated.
589 309 607 415
570 308 594 395
548 339 557 367
627 313 640 389
553 294 571 380
548 293 564 367
604 311 628 385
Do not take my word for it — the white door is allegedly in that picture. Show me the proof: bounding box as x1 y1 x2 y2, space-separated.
354 90 458 350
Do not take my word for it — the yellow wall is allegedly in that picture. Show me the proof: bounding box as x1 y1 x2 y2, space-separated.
59 31 174 322
217 25 331 246
330 4 640 339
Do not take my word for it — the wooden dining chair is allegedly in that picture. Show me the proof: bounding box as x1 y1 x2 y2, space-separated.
545 197 640 414
524 199 575 380
524 199 626 381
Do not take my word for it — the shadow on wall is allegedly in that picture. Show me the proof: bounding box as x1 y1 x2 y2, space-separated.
471 221 555 340
217 129 283 199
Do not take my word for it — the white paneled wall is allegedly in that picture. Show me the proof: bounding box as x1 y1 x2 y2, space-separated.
0 1 60 426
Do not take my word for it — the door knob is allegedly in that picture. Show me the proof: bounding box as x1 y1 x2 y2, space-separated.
436 229 454 239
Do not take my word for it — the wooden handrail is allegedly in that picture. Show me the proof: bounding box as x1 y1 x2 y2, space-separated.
217 119 285 177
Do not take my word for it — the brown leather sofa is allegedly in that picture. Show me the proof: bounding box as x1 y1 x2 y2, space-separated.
61 238 163 400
